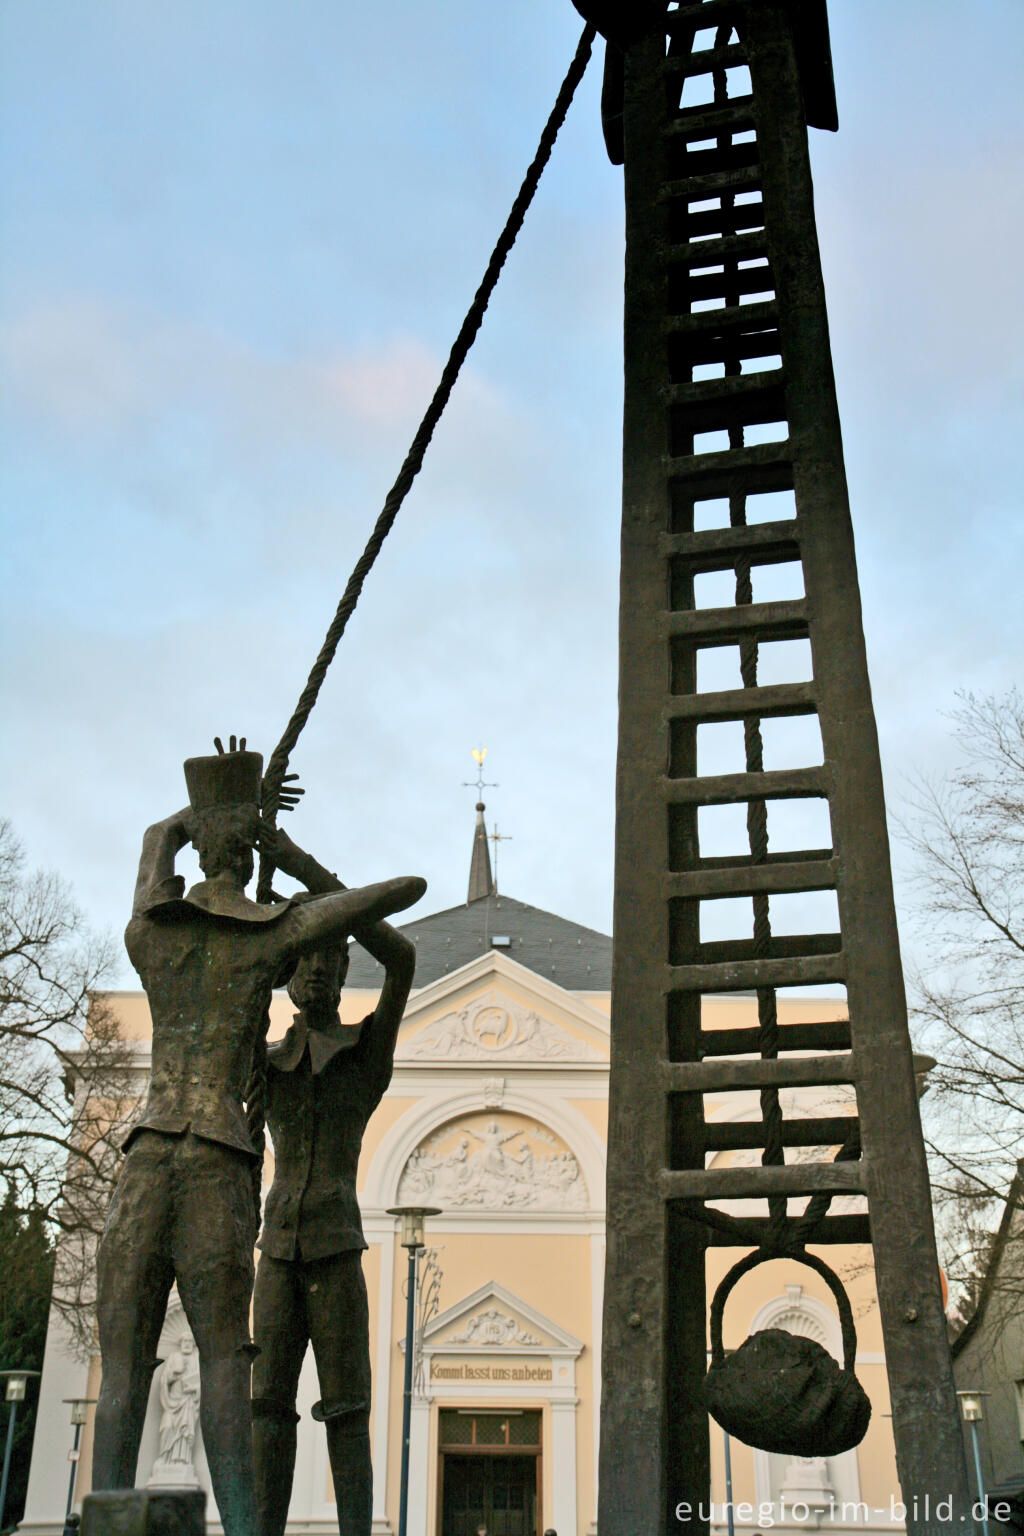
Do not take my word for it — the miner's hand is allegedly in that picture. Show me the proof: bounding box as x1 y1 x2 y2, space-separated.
254 817 279 857
262 772 305 817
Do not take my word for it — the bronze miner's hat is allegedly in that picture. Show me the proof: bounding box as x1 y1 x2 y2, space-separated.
184 739 263 813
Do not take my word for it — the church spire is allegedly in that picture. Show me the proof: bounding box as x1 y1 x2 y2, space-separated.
463 747 498 904
467 801 495 904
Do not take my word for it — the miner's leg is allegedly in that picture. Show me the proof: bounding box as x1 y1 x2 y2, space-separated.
252 1254 308 1536
174 1136 258 1536
308 1253 372 1536
93 1133 175 1489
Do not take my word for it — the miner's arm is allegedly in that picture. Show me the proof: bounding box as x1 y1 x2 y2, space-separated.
273 828 419 1077
131 808 192 917
270 828 423 960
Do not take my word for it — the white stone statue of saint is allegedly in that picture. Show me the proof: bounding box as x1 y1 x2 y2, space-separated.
148 1332 201 1488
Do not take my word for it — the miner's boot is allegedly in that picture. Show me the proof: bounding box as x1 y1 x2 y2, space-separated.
252 1399 300 1536
316 1399 372 1536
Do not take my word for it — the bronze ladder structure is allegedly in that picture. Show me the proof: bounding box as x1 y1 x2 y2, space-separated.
599 4 971 1534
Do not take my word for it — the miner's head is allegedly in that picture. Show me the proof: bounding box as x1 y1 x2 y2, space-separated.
184 739 263 889
191 803 261 885
288 940 350 1023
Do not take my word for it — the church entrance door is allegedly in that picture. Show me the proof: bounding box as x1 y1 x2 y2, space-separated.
438 1409 541 1536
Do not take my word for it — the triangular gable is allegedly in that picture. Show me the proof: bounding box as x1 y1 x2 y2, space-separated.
396 951 608 1064
424 1280 584 1358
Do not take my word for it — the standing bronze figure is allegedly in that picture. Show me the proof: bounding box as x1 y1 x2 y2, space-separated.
92 743 425 1536
252 830 416 1536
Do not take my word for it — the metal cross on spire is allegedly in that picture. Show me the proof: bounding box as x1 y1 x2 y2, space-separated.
489 823 513 895
462 746 498 800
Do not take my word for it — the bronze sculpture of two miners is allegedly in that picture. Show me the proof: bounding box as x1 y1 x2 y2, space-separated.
91 741 424 1536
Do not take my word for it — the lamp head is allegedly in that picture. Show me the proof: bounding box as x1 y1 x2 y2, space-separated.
957 1390 988 1422
386 1205 442 1249
1 1370 39 1402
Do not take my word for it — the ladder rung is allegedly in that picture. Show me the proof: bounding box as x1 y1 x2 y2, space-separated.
661 1162 866 1200
664 682 815 722
662 520 798 563
705 1213 871 1247
680 267 775 310
679 199 766 242
699 933 842 964
666 441 793 483
665 299 778 337
666 1 745 31
665 857 837 901
661 765 828 805
663 43 748 78
664 101 756 143
667 952 846 992
666 371 783 411
661 166 762 202
704 1114 856 1152
663 599 808 644
667 230 768 268
698 1016 850 1056
671 142 761 183
666 1054 857 1092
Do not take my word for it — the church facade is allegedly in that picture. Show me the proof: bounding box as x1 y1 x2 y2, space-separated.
24 823 907 1536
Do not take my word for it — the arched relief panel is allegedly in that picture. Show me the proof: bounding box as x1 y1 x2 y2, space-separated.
362 1089 606 1214
396 1111 587 1212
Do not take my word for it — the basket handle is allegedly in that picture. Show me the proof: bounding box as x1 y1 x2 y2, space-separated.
709 1247 858 1373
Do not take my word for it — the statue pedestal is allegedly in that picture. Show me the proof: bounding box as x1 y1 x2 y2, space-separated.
82 1489 205 1536
147 1461 202 1491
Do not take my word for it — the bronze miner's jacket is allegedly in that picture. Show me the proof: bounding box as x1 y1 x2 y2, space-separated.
258 1011 393 1262
124 906 290 1159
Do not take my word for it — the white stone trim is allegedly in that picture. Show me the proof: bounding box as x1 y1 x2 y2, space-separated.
550 1398 579 1536
371 1229 396 1528
590 1231 605 1513
407 1398 431 1536
362 1213 606 1238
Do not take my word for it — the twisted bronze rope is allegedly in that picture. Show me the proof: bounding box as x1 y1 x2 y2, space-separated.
243 26 597 1208
254 22 596 903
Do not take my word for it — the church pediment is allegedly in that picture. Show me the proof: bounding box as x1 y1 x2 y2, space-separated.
397 952 608 1064
424 1280 584 1357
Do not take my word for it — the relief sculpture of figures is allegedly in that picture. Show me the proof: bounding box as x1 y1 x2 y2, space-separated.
251 827 420 1536
91 740 426 1536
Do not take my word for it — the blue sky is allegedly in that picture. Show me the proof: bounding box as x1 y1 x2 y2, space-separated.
1 2 1022 982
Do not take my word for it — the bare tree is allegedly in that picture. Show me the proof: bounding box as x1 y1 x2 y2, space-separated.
0 819 135 1354
900 689 1024 1307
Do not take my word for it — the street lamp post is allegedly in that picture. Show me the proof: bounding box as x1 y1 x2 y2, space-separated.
958 1391 992 1536
722 1428 736 1536
387 1206 440 1536
62 1399 97 1536
0 1370 41 1533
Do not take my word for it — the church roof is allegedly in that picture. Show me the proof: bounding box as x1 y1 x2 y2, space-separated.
346 891 612 990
